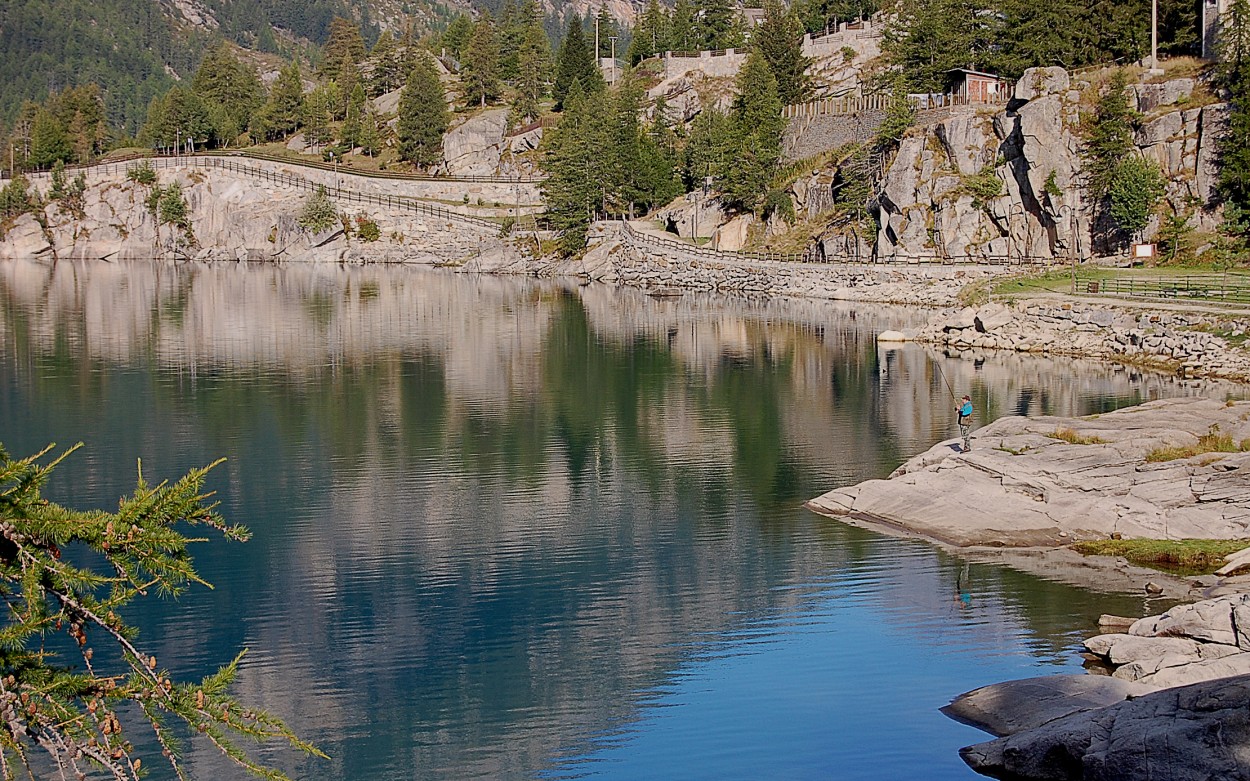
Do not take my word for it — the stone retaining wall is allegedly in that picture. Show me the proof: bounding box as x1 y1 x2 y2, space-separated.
782 109 887 162
914 301 1250 382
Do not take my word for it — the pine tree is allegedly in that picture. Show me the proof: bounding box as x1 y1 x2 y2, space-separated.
397 53 449 168
303 82 340 149
515 14 554 122
754 0 811 105
629 0 672 63
260 61 306 140
542 80 610 254
695 0 744 50
554 17 603 108
192 44 265 146
29 108 72 168
0 444 324 779
359 109 383 157
341 82 368 148
721 49 784 210
497 0 525 81
322 17 368 83
368 31 405 95
441 14 475 59
463 16 503 107
671 0 697 51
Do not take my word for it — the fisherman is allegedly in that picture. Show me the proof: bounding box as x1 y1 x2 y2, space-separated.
957 395 973 452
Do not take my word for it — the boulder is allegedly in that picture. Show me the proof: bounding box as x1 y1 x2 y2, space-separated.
974 303 1015 333
1083 634 1201 665
1129 594 1250 646
877 330 908 342
443 108 509 177
1138 652 1250 688
945 307 978 331
942 674 1154 738
0 214 53 259
1131 78 1196 113
961 673 1250 781
1015 67 1071 102
712 214 754 251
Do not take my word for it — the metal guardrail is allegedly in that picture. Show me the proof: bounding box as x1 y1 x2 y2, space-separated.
1076 272 1250 305
3 150 544 185
45 156 501 231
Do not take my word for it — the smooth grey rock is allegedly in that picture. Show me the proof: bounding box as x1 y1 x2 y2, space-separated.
942 674 1154 738
1015 67 1071 102
1130 594 1250 645
1137 652 1250 687
1083 634 1201 665
961 673 1250 781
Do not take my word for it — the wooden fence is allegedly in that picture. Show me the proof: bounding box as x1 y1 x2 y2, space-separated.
37 156 502 231
1077 272 1250 305
3 149 544 185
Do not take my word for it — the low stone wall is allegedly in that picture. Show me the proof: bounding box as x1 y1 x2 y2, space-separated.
912 301 1250 382
562 233 1005 307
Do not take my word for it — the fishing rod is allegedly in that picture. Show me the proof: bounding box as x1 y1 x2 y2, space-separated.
933 357 959 402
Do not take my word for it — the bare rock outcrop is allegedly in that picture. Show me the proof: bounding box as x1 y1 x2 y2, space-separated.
874 66 1226 262
960 673 1250 781
806 397 1250 547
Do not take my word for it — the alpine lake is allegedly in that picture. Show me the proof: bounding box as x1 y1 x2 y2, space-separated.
0 258 1237 781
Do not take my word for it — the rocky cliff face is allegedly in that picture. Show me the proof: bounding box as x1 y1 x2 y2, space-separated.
874 66 1227 262
0 166 503 264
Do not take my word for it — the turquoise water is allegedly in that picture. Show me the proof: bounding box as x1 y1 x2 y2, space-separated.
0 259 1222 780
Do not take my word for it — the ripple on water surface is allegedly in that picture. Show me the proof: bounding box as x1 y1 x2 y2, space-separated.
0 260 1233 781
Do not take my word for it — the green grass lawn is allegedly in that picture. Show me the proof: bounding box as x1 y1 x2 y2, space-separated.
1072 538 1250 575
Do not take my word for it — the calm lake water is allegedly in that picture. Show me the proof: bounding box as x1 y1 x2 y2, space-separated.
0 259 1239 780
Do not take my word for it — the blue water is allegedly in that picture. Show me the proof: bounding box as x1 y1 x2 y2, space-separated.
0 259 1218 780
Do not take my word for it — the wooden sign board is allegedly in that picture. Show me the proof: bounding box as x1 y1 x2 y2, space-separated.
1132 243 1157 259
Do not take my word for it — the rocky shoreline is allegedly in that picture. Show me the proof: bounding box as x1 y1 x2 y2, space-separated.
892 300 1250 384
804 396 1250 779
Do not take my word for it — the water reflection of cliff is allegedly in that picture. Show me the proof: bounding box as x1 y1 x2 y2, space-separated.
0 258 1238 780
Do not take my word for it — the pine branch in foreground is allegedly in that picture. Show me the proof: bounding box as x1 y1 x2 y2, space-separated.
0 443 326 781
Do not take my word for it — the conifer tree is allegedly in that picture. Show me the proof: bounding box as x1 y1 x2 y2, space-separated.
694 0 744 49
754 0 811 105
342 82 368 148
542 80 610 254
497 0 525 81
464 16 503 107
515 15 554 122
441 14 475 59
258 61 306 140
1218 0 1250 246
322 17 368 83
29 108 72 168
359 109 384 157
671 0 698 51
554 18 603 108
0 443 323 780
629 0 672 63
369 31 405 95
398 53 449 168
721 49 784 210
192 44 264 146
303 82 340 149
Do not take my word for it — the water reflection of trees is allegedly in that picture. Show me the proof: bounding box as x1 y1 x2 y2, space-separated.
0 258 1241 781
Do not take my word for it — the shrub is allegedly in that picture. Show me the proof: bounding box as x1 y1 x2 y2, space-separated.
0 174 34 219
1108 156 1167 234
960 164 1003 209
298 186 338 232
1146 425 1250 462
354 214 381 242
126 160 158 186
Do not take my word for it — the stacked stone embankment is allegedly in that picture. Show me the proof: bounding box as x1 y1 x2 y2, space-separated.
909 301 1250 382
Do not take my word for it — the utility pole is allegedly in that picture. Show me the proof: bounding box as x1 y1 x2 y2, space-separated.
1150 0 1163 74
595 14 600 64
609 36 618 84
